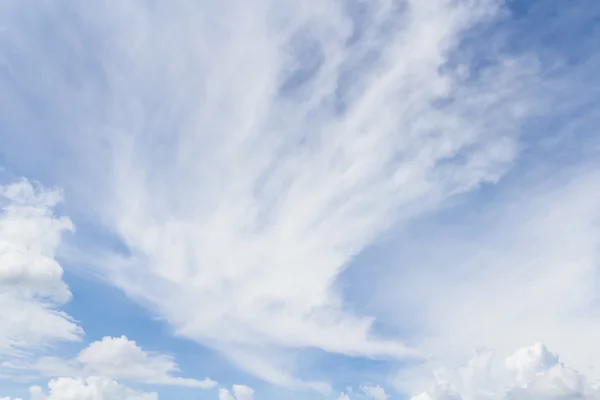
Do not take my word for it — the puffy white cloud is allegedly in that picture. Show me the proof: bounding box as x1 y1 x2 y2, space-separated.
505 343 560 388
409 343 600 400
35 336 215 388
361 385 390 400
28 376 158 400
232 385 254 400
0 179 82 353
219 385 254 400
0 179 204 397
219 388 234 400
337 393 350 400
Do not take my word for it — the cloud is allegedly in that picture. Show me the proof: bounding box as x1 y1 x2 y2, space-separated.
361 385 390 400
0 179 204 397
0 0 552 386
362 3 600 391
2 0 599 392
505 343 560 388
409 343 599 400
379 168 600 390
28 376 158 400
34 336 216 388
1 377 157 400
0 179 82 354
219 385 254 400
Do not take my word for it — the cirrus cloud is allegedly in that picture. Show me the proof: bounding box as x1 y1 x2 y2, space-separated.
2 0 599 394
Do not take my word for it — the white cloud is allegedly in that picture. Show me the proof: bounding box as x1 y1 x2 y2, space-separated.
35 336 216 388
2 0 598 392
0 179 204 397
219 388 234 400
232 385 255 400
337 393 350 400
361 385 389 400
409 343 600 400
2 377 157 400
4 0 548 387
219 385 254 400
0 179 82 354
380 170 600 388
505 343 560 388
28 376 158 400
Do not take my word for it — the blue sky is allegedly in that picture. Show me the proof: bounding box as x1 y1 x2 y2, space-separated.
1 1 600 400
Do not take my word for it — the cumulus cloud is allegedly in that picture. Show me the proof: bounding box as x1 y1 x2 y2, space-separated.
1 377 157 400
28 376 158 400
409 343 600 400
34 336 215 388
0 179 81 354
219 385 254 400
505 343 560 388
0 179 204 397
337 393 350 400
361 385 390 400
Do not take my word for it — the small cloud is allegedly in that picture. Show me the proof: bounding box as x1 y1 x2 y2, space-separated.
361 384 390 400
219 385 254 400
28 376 158 400
35 336 216 389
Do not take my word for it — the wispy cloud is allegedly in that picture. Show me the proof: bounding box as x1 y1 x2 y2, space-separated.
0 179 214 398
377 169 600 391
1 0 598 392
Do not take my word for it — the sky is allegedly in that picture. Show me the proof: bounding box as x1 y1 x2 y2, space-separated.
1 0 600 399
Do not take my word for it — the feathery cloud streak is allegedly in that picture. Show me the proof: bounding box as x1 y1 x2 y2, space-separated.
0 0 566 386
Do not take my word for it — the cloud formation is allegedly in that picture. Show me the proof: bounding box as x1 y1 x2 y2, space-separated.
0 0 551 386
34 336 216 388
0 179 211 398
361 385 390 400
28 376 158 400
219 384 255 400
380 169 600 389
410 343 599 400
0 179 81 355
1 377 157 400
2 0 600 394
